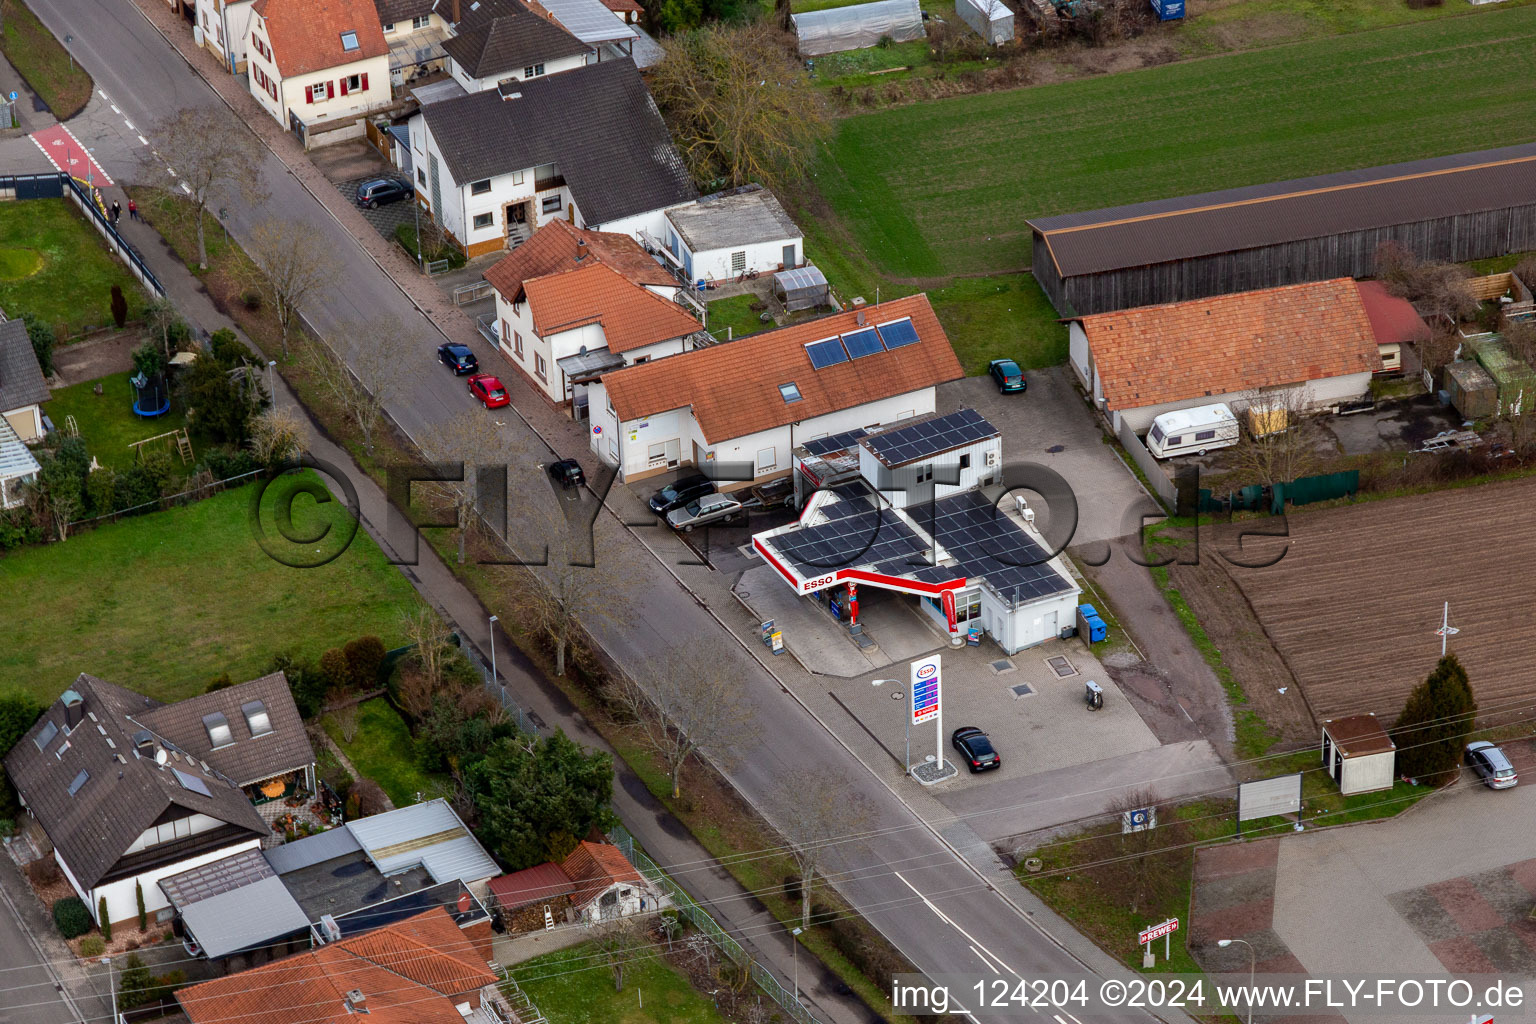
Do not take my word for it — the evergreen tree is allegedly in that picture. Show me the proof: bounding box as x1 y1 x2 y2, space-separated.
136 880 147 932
98 897 111 942
1392 653 1477 780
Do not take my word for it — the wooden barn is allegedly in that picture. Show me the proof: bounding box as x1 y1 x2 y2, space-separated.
1028 142 1536 316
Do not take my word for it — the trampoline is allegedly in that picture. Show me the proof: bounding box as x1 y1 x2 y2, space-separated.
131 371 170 418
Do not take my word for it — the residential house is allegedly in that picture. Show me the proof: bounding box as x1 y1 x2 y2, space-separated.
588 293 965 484
528 0 639 62
598 0 644 24
246 0 391 146
661 184 804 285
3 676 276 930
487 840 658 931
194 0 257 72
376 0 454 87
1066 278 1387 434
0 416 41 509
175 907 504 1024
409 58 695 257
483 220 701 409
441 0 592 94
0 316 49 443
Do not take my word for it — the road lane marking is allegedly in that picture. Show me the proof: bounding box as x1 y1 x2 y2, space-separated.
894 871 1020 977
123 119 135 131
138 135 148 146
111 104 121 114
970 945 999 973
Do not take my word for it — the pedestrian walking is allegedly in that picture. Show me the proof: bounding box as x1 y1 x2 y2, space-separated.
128 199 139 221
110 200 121 223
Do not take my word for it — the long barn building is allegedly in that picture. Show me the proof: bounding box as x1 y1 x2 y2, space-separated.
1029 142 1536 316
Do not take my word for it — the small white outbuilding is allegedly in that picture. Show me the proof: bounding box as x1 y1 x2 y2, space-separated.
1321 714 1396 796
956 0 1012 45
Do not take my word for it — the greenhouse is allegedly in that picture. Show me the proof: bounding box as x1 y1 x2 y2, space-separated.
793 0 925 56
772 265 831 312
956 0 1012 44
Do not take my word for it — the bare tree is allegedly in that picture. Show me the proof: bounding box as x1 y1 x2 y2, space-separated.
400 606 456 693
417 409 512 565
650 22 832 191
606 648 750 799
1226 388 1320 488
146 107 266 269
298 318 412 452
1374 241 1477 323
590 915 648 992
1110 787 1161 915
770 770 872 930
142 296 184 359
245 219 328 357
328 706 360 744
248 405 307 467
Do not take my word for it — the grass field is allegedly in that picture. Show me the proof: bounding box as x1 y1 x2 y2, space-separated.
324 698 446 807
702 293 770 341
815 6 1536 281
0 0 93 120
0 200 146 337
0 477 422 703
43 373 200 473
511 941 730 1024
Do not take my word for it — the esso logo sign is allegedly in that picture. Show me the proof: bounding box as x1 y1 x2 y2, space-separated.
801 574 837 592
917 664 937 679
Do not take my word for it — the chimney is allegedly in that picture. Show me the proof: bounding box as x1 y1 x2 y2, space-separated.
344 990 368 1014
132 729 157 758
575 238 588 262
451 0 461 23
62 690 84 732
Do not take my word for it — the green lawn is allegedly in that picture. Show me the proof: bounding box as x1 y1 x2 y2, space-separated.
0 0 93 120
0 476 422 703
929 273 1064 372
0 200 146 337
815 7 1536 280
510 941 731 1024
43 373 202 473
323 698 446 808
703 294 771 341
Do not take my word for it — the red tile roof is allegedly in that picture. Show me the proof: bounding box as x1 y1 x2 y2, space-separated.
484 219 676 303
1072 278 1383 411
522 262 701 354
1324 714 1395 757
253 0 389 78
175 908 495 1024
601 294 963 443
559 841 644 909
598 0 644 12
1356 280 1432 346
489 862 577 910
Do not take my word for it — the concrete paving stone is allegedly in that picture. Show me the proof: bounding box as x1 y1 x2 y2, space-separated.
1189 900 1275 947
1387 888 1463 944
1470 923 1536 973
1427 876 1506 934
1195 929 1288 970
1504 858 1536 898
1195 840 1280 882
1193 866 1280 915
1466 865 1536 920
1251 953 1307 973
1428 935 1500 973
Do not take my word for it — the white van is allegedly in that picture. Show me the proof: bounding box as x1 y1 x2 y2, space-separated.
1146 404 1239 459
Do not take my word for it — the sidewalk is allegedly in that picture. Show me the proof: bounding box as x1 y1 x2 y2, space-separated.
104 189 872 1024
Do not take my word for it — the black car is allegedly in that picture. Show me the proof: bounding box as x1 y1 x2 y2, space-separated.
437 343 479 375
355 177 414 209
648 472 716 516
952 726 1000 773
547 459 586 489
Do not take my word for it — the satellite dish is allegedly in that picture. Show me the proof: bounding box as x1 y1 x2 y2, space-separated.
155 748 169 766
578 345 587 355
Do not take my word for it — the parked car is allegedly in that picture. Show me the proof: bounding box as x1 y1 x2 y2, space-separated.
666 493 743 532
467 373 509 409
355 177 414 209
648 472 716 517
952 726 1000 773
988 358 1027 394
1465 741 1517 789
437 343 479 375
547 459 585 489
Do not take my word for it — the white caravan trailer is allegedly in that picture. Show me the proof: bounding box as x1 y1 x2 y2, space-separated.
1146 403 1239 459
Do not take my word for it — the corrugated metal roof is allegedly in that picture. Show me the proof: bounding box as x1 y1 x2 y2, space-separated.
1030 142 1536 278
535 0 636 44
345 799 499 884
177 875 312 959
263 824 362 874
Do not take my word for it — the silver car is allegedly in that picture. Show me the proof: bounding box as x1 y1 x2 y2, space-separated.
1465 741 1518 789
666 492 743 532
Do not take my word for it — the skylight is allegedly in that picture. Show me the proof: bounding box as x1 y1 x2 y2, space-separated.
203 712 233 748
242 700 273 738
68 770 89 797
173 768 212 798
340 30 360 50
33 720 58 751
779 382 802 403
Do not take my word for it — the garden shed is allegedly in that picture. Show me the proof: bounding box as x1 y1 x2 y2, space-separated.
956 0 1012 44
1321 714 1395 796
792 0 925 56
1468 336 1536 414
773 265 831 312
1444 360 1498 420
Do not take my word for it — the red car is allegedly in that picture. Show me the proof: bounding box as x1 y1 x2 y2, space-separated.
467 373 510 409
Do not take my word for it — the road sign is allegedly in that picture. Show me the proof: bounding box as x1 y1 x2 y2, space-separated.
8 91 16 101
1138 918 1178 945
911 655 940 725
1121 807 1156 833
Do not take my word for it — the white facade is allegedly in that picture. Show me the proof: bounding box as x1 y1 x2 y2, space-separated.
59 835 262 929
246 12 391 129
1322 719 1397 796
916 583 1080 654
663 221 800 285
445 51 589 94
857 434 999 508
587 387 934 485
195 0 255 71
586 204 680 245
576 881 664 923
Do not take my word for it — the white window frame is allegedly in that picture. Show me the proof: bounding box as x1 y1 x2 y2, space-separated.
523 63 545 77
472 212 494 230
756 447 776 474
541 194 563 215
470 178 492 195
412 13 430 27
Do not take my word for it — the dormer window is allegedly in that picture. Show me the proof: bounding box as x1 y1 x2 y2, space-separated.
340 30 359 51
242 700 273 737
203 712 233 748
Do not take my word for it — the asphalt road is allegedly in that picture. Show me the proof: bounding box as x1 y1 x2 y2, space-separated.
7 5 1184 1021
0 859 85 1024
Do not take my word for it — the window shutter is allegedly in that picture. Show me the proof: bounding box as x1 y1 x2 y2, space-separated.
305 84 314 103
326 81 335 99
360 72 369 91
339 77 349 96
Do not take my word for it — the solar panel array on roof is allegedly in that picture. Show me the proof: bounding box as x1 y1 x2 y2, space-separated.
841 327 883 359
863 408 998 466
801 427 869 457
917 491 1074 605
173 767 213 797
876 317 919 349
805 337 848 369
765 492 939 579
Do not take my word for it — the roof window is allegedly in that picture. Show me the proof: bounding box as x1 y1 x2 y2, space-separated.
33 720 58 751
779 382 802 403
242 700 273 738
340 30 359 50
67 770 89 797
173 768 212 797
203 712 233 748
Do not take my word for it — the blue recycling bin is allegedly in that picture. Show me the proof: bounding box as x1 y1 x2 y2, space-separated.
1076 604 1108 643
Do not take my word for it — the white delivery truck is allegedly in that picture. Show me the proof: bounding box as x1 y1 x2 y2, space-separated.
1146 403 1239 459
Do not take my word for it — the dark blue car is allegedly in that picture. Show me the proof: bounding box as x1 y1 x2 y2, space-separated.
437 343 479 375
989 358 1026 394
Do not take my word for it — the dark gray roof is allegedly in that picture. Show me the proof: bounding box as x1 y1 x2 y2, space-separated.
160 850 312 959
910 489 1076 607
421 58 696 225
666 185 801 254
263 823 363 874
374 0 438 23
3 676 267 890
441 1 589 80
1029 142 1536 278
135 673 314 787
0 318 48 413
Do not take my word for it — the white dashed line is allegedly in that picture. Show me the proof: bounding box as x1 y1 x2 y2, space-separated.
98 89 109 100
179 182 192 195
111 105 121 114
123 120 135 131
137 135 148 146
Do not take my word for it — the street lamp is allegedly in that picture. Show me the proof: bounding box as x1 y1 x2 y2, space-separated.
488 615 499 687
790 926 802 1005
267 360 277 405
871 678 908 776
1216 938 1255 1024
